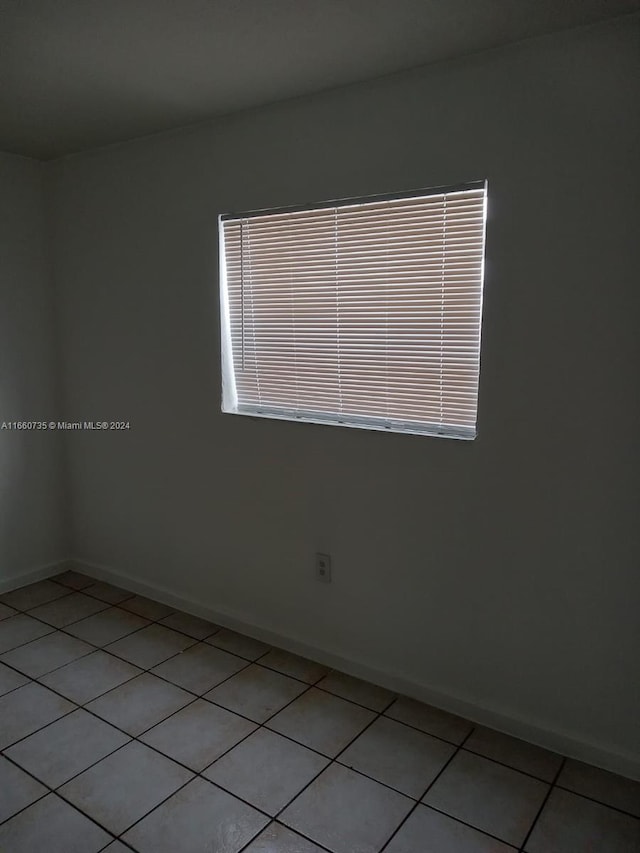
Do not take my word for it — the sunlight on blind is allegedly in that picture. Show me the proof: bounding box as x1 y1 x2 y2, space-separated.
219 182 487 438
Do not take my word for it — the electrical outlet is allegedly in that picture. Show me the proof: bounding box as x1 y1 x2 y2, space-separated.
315 552 332 583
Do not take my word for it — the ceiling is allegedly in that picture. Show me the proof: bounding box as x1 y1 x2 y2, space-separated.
1 0 638 161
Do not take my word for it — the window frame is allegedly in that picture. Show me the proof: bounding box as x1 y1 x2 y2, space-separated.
219 180 488 439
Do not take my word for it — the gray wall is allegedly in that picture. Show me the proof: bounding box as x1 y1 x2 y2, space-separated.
0 152 66 583
48 16 640 769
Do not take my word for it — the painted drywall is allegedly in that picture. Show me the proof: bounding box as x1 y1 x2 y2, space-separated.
0 152 67 585
48 16 640 770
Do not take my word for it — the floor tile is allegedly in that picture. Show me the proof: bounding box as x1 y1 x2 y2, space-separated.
100 844 131 852
65 606 150 646
385 696 473 745
0 613 54 653
159 610 220 640
340 716 456 798
151 641 247 693
86 672 193 735
54 570 95 590
281 763 413 853
205 663 308 723
525 788 640 852
0 602 17 620
119 595 175 620
82 580 135 605
0 793 111 853
259 649 328 683
384 804 517 852
122 776 269 853
464 726 563 782
6 708 130 787
106 624 195 668
557 759 640 818
59 740 192 835
205 728 329 815
206 628 270 660
243 823 326 852
40 650 141 703
0 579 70 611
423 750 549 847
28 592 108 627
0 755 48 822
267 687 375 757
0 660 29 695
0 615 635 853
0 682 74 748
140 698 256 770
0 631 93 677
316 671 395 712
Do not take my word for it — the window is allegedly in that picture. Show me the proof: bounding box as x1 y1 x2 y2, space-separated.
219 181 487 439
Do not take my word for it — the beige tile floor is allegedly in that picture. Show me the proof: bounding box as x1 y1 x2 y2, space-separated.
0 570 639 853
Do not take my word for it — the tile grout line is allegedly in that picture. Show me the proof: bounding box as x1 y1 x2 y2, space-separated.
6 578 361 695
455 743 562 785
5 668 633 853
518 756 567 852
378 724 477 852
6 594 513 763
246 693 404 853
1 616 257 832
6 613 637 836
6 582 497 751
4 593 639 830
6 584 310 691
6 592 402 746
0 583 79 612
78 652 355 848
1 640 261 782
238 819 336 853
2 620 315 764
1 594 341 843
271 693 398 824
550 784 640 821
1 636 117 682
106 664 333 846
13 599 634 819
3 575 639 850
0 749 121 845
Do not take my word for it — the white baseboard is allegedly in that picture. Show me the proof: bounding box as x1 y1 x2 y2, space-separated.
67 556 640 782
0 559 70 594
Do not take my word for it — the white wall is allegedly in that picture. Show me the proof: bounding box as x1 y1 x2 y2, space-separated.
0 152 67 586
48 16 640 773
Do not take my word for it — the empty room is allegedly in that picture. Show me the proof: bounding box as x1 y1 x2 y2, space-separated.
0 1 639 851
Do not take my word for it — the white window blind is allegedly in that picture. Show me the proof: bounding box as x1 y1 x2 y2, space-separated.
219 181 487 438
